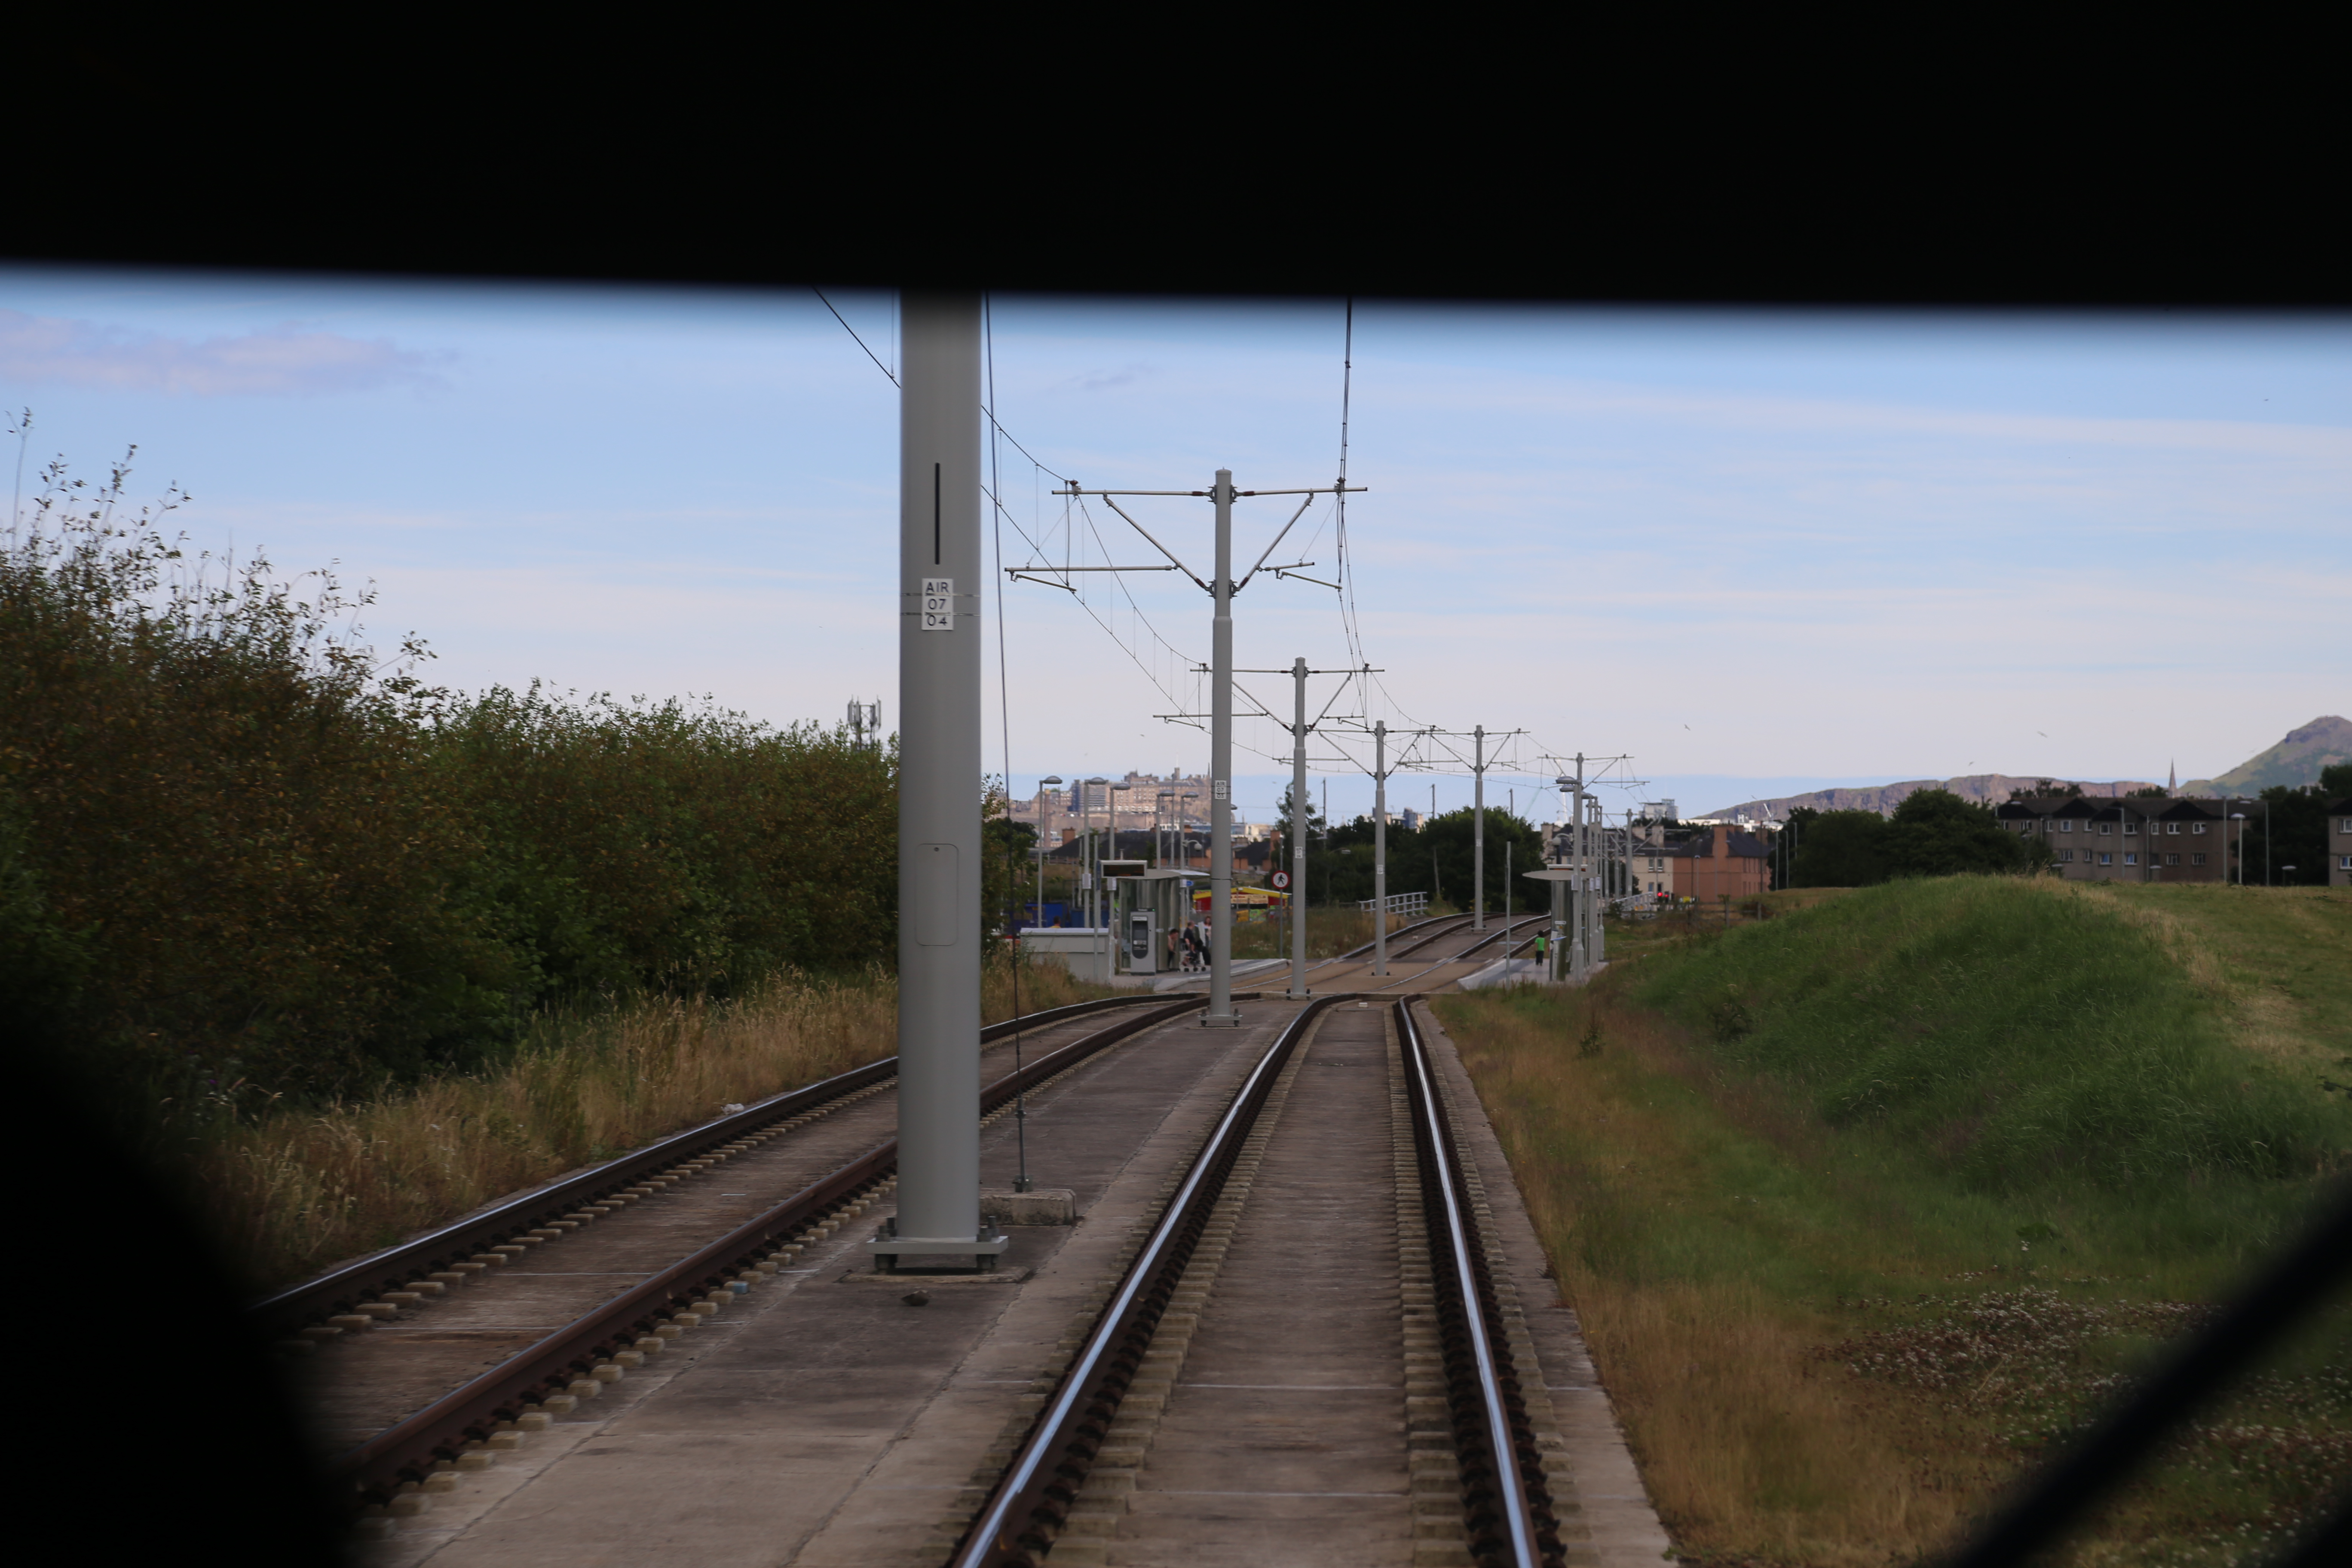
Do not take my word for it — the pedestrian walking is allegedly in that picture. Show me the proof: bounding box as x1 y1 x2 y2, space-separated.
1165 925 1180 973
1533 929 1549 970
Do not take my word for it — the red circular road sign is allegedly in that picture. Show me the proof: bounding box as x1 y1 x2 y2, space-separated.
1271 871 1291 889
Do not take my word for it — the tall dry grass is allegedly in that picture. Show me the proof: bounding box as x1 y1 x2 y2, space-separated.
199 957 1106 1293
1438 882 2349 1565
1440 985 1970 1564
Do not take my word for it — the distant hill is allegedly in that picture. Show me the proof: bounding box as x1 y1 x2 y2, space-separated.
1705 774 2160 821
2179 716 2352 795
1705 715 2350 821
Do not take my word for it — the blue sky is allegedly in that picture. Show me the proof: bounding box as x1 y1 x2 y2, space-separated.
4 269 2345 825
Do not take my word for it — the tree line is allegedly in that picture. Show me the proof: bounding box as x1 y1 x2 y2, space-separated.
2 455 899 1099
1270 787 1549 912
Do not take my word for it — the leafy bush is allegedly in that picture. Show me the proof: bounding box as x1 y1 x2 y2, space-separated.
2 450 900 1098
2 454 511 1088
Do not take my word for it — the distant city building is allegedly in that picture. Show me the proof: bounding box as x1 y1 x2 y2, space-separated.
1398 808 1420 831
1012 769 1214 843
2327 796 2350 887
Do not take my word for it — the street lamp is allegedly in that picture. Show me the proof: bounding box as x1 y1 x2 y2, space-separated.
1082 777 1110 931
1035 776 1063 928
2230 812 2247 886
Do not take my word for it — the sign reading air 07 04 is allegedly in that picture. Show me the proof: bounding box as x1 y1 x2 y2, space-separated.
920 577 954 631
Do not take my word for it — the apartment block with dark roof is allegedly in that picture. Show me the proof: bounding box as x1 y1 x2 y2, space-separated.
2330 797 2352 887
1995 793 2256 883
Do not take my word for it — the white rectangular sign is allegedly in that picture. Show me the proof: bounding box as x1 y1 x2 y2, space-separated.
920 577 954 631
1211 778 1229 801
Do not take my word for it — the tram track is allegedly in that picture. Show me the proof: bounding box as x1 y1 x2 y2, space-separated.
303 914 1587 1549
1329 913 1550 994
1147 910 1475 994
943 992 1576 1568
257 991 1194 1349
289 992 1242 1519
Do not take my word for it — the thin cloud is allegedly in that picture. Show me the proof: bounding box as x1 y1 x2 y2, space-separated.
1069 363 1155 393
0 309 446 395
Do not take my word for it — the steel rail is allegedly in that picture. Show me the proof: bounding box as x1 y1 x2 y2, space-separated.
1152 911 1473 994
1351 910 1478 962
251 991 1187 1338
1396 996 1560 1568
1356 915 1547 994
328 996 1209 1508
949 993 1346 1568
1145 911 1471 998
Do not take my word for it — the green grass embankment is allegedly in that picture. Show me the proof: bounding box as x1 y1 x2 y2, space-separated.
1438 877 2349 1568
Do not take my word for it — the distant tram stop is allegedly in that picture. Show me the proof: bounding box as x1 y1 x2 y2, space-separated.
1109 864 1190 974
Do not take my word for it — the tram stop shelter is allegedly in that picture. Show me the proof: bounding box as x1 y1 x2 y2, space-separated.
1112 867 1194 976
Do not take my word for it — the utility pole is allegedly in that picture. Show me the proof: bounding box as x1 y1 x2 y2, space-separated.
1039 469 1364 1024
1570 756 1589 984
1289 657 1311 997
1422 726 1524 931
1207 475 1238 1022
1237 658 1375 998
1473 726 1486 930
871 291 1000 1274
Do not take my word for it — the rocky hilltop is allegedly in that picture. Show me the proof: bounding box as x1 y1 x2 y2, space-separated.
2179 715 2352 795
1706 716 2348 820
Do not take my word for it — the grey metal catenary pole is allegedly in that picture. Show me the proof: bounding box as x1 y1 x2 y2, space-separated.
1373 720 1388 977
1473 724 1487 931
876 291 1002 1271
1288 655 1311 998
1207 471 1238 1024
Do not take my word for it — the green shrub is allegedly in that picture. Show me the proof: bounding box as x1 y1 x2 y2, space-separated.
2 448 900 1099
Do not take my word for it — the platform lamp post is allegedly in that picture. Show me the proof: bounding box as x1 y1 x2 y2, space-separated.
1084 777 1112 982
1034 776 1062 927
1103 780 1131 979
2231 812 2247 886
1554 774 1576 983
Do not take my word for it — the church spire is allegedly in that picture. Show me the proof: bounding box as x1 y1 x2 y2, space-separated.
2169 758 2177 793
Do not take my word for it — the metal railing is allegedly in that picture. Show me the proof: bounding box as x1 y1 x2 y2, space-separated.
1358 889 1431 918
